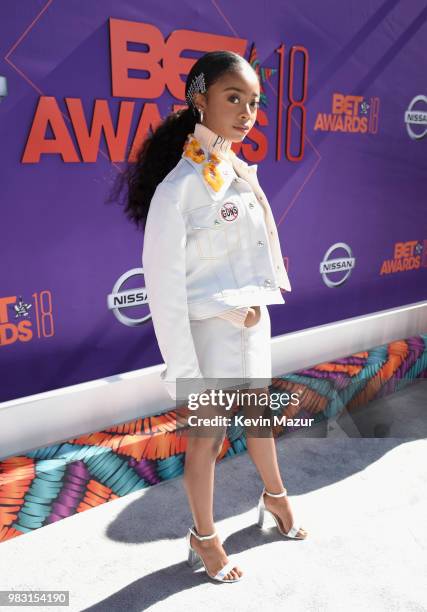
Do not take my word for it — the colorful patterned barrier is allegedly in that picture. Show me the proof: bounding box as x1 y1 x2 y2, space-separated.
1 334 426 544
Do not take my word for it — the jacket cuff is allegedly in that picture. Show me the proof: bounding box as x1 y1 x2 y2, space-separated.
161 368 207 401
216 306 250 327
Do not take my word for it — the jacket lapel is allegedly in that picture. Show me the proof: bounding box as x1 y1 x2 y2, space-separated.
181 135 268 219
181 135 237 201
182 153 237 201
229 152 270 217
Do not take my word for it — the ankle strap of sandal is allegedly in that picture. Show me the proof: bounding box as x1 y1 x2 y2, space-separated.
189 525 217 541
264 487 288 497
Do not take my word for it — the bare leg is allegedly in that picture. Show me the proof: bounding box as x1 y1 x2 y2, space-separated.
183 434 222 535
182 400 243 579
242 387 308 538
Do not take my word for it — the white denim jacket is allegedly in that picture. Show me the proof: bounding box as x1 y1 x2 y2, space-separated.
142 123 292 400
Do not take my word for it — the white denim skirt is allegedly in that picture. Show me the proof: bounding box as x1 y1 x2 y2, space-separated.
189 304 272 391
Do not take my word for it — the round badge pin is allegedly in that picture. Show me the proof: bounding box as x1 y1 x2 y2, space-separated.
220 202 239 222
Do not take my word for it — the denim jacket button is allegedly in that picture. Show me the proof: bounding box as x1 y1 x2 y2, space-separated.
264 279 272 287
257 241 264 247
249 202 255 209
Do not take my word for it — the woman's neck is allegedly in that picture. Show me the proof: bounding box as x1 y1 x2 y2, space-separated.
193 122 233 160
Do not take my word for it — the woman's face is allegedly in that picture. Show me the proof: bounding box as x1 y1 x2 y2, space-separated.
193 66 260 142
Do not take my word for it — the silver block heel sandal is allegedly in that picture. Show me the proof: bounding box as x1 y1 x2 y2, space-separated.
186 525 243 582
257 487 308 539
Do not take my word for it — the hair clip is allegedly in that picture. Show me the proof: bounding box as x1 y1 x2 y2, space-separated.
186 72 206 114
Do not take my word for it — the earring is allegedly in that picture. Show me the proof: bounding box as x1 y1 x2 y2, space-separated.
198 108 204 123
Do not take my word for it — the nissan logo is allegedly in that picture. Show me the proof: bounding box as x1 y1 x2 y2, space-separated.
107 268 151 326
404 95 427 140
320 242 355 287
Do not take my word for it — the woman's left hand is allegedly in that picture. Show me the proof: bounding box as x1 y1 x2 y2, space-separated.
243 306 261 328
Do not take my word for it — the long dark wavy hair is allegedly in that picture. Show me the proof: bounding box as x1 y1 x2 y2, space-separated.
109 50 247 232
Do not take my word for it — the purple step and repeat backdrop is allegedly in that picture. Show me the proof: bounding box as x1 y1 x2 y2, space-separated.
1 1 426 403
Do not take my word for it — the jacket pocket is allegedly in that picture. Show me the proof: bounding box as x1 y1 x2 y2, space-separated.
189 201 242 260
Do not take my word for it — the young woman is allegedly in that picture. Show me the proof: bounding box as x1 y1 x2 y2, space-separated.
120 50 308 584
